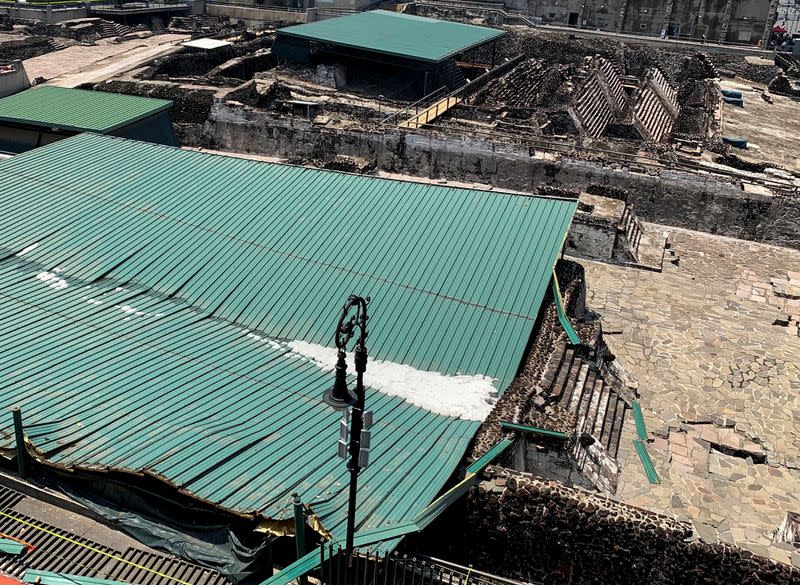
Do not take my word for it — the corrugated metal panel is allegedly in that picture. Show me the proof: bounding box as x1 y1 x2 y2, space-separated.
0 87 172 133
277 11 504 63
0 133 576 393
0 133 576 538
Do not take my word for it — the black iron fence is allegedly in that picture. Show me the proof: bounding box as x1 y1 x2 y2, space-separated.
318 545 535 585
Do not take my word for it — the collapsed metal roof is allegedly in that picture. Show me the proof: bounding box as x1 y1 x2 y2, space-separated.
0 133 576 539
276 10 505 63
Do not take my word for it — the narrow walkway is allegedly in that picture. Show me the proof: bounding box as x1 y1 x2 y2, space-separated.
399 96 462 129
0 484 229 585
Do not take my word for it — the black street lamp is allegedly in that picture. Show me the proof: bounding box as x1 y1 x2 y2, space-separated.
322 294 370 557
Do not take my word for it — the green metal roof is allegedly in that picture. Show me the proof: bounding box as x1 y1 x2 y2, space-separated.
0 133 576 538
0 86 172 133
276 10 505 63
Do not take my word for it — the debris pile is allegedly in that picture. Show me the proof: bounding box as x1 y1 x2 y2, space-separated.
0 35 53 60
141 35 275 85
95 80 215 125
166 15 234 35
710 54 781 84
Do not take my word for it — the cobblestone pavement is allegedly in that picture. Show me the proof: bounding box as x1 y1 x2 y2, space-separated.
578 224 800 568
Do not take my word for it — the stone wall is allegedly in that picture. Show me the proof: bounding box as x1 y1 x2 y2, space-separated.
465 467 800 584
568 214 618 262
0 6 88 25
200 102 800 249
416 0 771 44
514 436 598 490
205 3 308 26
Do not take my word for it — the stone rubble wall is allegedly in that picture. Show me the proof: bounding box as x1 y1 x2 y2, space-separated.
467 467 800 584
202 102 800 249
468 260 588 461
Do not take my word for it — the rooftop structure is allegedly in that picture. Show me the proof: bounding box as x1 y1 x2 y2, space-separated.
0 87 178 153
275 11 504 64
273 11 505 97
0 133 576 560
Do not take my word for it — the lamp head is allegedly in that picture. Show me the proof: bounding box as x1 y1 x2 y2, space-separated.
323 350 355 409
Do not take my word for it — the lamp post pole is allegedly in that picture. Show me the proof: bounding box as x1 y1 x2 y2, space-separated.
323 295 369 558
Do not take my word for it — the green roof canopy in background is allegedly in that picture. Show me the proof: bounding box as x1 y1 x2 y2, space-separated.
0 133 576 538
276 10 505 63
0 86 173 133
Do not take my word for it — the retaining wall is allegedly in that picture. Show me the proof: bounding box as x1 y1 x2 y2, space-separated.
465 467 799 584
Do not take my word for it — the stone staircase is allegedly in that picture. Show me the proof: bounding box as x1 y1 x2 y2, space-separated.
48 38 69 51
540 343 628 492
544 345 628 459
619 202 643 262
571 57 626 138
632 68 679 142
98 21 133 39
572 75 615 137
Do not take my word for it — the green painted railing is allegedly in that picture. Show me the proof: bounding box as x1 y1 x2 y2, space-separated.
24 571 127 585
551 271 581 345
262 438 514 585
632 399 648 440
499 421 568 439
0 537 24 555
633 440 660 484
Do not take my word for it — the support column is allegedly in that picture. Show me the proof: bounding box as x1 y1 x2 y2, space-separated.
694 0 707 39
577 0 587 27
761 0 780 48
661 0 675 38
292 494 308 585
719 0 735 43
11 407 28 478
616 0 629 33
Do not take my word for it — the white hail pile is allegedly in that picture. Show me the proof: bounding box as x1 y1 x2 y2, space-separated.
288 340 497 421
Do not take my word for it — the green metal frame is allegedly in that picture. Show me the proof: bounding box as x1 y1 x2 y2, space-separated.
0 537 24 555
498 421 568 439
633 440 660 484
551 271 581 345
632 400 648 441
23 571 127 585
261 439 514 585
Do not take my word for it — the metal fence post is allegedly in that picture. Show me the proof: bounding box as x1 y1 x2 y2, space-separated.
11 407 28 478
292 494 308 585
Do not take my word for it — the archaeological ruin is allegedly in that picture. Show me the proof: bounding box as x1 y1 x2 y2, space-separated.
0 2 799 585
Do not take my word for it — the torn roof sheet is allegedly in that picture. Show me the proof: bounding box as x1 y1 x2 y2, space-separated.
0 133 576 538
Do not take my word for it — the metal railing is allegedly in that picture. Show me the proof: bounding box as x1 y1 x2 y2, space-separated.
381 85 448 125
318 546 537 585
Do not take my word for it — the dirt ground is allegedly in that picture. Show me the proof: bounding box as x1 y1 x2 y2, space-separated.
720 78 800 172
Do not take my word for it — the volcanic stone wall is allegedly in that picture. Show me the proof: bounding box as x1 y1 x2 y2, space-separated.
466 467 800 584
469 259 592 460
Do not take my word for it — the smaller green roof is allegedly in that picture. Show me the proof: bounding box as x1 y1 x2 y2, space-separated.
0 86 172 133
277 10 505 63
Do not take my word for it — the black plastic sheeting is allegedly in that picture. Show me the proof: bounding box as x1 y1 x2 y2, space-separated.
43 469 273 583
